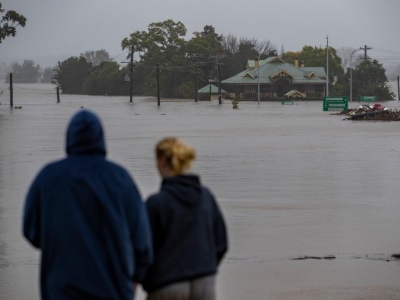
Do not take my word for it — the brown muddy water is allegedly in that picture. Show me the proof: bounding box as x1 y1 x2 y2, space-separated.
0 84 399 300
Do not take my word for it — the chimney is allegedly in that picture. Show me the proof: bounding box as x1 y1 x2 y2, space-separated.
295 57 299 67
301 60 305 68
255 58 259 68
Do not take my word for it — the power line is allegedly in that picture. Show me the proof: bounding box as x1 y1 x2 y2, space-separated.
110 49 130 61
371 47 400 55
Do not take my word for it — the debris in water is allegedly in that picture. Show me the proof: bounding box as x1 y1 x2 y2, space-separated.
291 255 336 260
231 98 239 109
392 254 400 259
333 104 400 121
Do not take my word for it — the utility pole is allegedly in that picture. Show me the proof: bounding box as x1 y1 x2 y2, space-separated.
130 46 134 103
157 63 160 106
326 36 329 97
217 59 222 104
257 58 260 105
350 48 363 103
363 45 372 61
9 73 13 107
195 65 198 102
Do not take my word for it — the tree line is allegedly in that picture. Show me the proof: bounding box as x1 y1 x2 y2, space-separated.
3 15 394 101
49 21 279 97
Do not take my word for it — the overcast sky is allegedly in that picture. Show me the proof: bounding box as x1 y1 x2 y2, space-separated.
1 0 400 67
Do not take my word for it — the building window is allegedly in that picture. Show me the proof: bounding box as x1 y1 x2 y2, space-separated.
306 85 315 92
244 85 256 92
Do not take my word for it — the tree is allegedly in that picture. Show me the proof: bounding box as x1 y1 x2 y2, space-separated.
83 61 124 95
0 2 26 43
41 67 55 83
337 47 362 70
0 62 10 78
220 34 275 80
122 19 191 98
53 57 92 94
80 49 110 67
352 60 394 101
186 25 225 94
7 60 41 83
187 25 223 56
283 46 344 88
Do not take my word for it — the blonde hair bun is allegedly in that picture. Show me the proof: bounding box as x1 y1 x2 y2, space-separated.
156 137 196 175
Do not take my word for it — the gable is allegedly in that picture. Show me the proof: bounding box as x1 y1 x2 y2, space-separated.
284 90 306 98
242 71 255 78
307 71 319 78
265 56 285 63
271 69 294 79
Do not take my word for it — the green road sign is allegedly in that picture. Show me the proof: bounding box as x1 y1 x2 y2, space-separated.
281 101 294 105
323 103 347 107
360 96 377 102
323 96 348 112
324 108 348 111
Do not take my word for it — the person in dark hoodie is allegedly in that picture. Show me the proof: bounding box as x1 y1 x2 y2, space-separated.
144 137 228 300
23 110 153 300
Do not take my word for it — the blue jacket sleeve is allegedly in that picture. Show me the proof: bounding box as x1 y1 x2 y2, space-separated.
126 179 153 283
23 175 42 249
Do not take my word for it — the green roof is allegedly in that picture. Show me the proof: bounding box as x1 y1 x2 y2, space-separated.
222 57 326 85
198 84 226 94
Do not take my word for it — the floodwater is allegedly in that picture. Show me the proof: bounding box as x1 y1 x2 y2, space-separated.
0 84 399 300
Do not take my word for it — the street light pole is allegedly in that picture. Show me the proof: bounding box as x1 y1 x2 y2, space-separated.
350 48 362 103
257 53 262 105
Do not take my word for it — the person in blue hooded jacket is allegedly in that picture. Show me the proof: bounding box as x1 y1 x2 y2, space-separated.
23 110 153 300
143 137 228 300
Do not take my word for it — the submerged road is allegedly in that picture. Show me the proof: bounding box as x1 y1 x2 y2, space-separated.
0 84 399 299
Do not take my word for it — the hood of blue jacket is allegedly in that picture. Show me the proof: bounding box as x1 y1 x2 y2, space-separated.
66 110 106 156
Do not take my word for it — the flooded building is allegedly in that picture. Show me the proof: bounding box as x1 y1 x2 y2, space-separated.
198 84 227 100
222 56 326 99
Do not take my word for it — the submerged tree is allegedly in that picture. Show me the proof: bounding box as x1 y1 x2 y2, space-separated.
41 67 55 83
352 60 394 101
122 19 192 98
333 59 393 101
83 61 124 95
53 57 92 94
0 2 26 43
6 60 41 83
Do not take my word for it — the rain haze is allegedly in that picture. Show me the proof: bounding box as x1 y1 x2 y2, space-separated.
1 0 400 67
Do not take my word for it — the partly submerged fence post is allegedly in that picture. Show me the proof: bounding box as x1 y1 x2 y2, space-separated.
56 87 60 103
157 63 160 106
10 73 13 107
